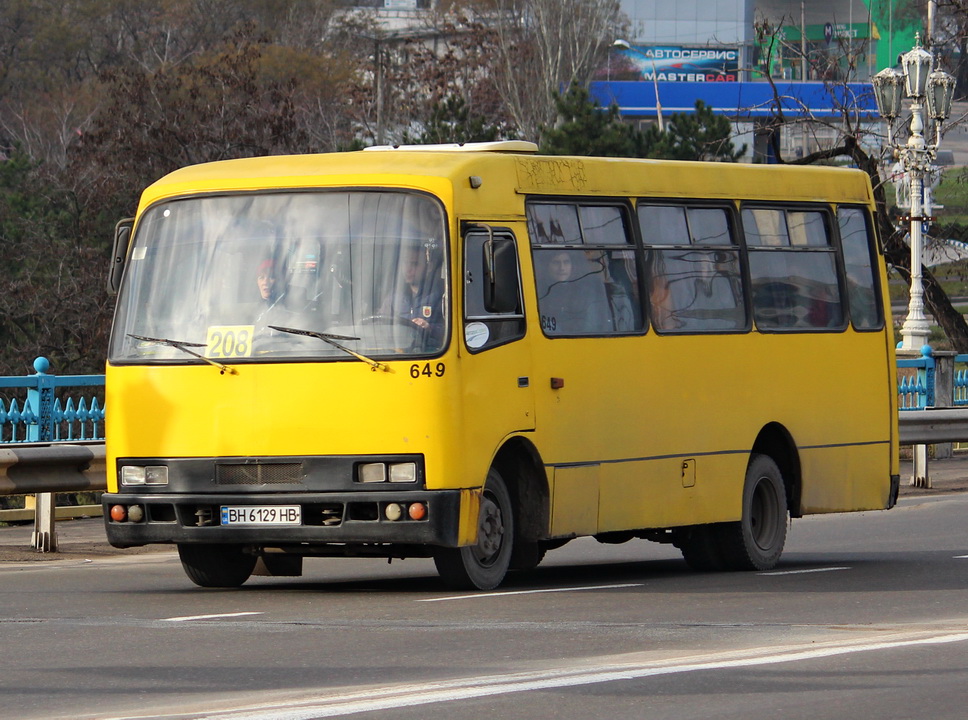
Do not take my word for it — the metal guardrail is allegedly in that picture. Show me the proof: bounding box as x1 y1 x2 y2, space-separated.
0 442 106 551
0 443 106 495
898 408 968 444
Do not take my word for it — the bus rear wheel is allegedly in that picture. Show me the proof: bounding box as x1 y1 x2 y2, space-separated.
178 544 256 588
434 468 513 591
718 454 788 571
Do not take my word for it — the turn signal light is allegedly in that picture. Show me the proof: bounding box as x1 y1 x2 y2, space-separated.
408 502 427 521
110 504 127 522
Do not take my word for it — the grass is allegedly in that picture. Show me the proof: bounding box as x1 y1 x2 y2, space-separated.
933 167 968 223
884 165 968 225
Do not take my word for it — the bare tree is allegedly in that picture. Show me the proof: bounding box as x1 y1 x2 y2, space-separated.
472 0 627 140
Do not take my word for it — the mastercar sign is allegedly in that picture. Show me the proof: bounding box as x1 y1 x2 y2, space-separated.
613 44 739 82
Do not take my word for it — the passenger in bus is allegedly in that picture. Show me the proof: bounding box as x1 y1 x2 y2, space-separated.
537 250 612 334
584 249 638 331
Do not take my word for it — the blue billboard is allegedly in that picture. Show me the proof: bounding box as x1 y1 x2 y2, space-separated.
609 44 740 83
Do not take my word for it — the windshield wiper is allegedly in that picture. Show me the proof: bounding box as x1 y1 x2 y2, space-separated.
128 334 238 375
268 326 392 373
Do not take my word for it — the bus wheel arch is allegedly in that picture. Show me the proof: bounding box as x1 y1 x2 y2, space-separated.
751 422 802 518
493 437 551 572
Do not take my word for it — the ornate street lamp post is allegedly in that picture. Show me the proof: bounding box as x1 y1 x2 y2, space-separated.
613 39 664 131
872 34 956 352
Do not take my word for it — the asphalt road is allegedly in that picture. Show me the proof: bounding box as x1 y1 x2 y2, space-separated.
1 489 967 720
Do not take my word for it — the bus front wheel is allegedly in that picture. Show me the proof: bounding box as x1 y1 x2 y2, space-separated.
719 454 788 571
178 544 256 588
434 468 513 591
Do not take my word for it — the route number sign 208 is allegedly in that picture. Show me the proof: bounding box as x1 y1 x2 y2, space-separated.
207 325 255 358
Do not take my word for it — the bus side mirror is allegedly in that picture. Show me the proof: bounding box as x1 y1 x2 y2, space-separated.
108 218 134 294
483 236 520 314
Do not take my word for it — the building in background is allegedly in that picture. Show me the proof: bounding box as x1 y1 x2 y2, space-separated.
596 0 923 161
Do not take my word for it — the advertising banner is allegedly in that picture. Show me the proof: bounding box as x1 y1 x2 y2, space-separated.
610 45 740 82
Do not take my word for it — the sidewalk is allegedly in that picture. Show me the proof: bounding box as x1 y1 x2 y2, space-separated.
1 458 966 562
0 515 172 563
899 453 968 495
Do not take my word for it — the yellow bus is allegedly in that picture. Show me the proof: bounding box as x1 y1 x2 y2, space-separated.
103 142 899 590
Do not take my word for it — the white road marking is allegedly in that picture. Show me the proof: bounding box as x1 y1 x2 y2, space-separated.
100 628 968 720
759 566 851 576
417 583 644 602
161 612 265 622
954 555 968 559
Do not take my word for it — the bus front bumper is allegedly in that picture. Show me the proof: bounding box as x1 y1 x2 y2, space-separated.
102 490 463 550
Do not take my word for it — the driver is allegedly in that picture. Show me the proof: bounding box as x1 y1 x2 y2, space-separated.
379 245 444 345
253 258 290 333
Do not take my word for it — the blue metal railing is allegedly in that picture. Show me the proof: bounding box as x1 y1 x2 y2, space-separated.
954 354 968 407
0 358 105 443
897 346 935 410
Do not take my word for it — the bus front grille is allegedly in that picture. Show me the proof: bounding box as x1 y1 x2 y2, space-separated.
216 463 304 485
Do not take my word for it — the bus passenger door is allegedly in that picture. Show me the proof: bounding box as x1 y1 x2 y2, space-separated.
459 225 535 475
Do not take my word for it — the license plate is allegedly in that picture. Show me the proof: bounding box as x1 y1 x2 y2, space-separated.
220 505 301 525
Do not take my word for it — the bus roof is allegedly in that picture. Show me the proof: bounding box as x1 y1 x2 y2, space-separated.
137 145 874 213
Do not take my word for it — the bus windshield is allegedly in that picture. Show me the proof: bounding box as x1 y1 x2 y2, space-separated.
109 191 448 363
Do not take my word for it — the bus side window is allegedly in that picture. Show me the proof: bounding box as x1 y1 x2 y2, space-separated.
528 202 643 337
744 207 845 331
639 203 746 333
463 228 525 352
838 207 883 330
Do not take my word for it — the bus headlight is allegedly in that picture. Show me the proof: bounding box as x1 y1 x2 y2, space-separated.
388 463 417 483
121 465 169 486
357 462 417 484
359 463 387 483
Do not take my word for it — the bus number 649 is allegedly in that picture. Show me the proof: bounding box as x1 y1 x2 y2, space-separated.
410 362 445 379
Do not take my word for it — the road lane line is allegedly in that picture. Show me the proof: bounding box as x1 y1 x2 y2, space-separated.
759 566 851 576
417 583 644 602
101 628 968 720
161 612 265 622
954 555 968 559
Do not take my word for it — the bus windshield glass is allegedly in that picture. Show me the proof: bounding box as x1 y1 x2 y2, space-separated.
109 191 448 363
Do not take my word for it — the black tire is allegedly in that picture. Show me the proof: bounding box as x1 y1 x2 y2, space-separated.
434 468 514 590
677 525 727 571
177 544 256 588
718 454 789 571
509 540 547 572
